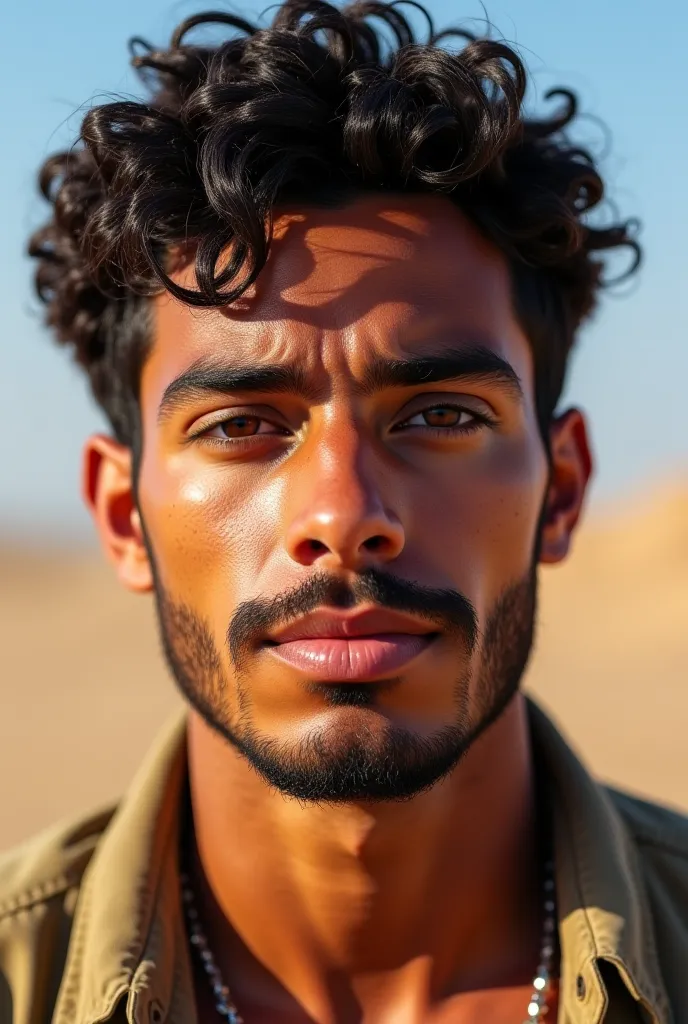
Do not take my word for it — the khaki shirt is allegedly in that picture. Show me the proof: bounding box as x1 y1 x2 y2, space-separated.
1 701 687 1024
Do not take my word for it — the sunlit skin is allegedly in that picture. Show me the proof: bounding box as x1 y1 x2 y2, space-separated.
84 195 591 1022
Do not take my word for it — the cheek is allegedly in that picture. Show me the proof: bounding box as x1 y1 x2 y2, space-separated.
138 454 282 612
413 435 547 598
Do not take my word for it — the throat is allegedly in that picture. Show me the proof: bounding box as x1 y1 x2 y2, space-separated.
181 696 554 1021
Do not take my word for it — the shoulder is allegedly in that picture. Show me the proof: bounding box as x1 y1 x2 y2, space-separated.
607 786 688 862
0 806 116 1024
605 787 688 1017
0 805 115 920
607 786 688 918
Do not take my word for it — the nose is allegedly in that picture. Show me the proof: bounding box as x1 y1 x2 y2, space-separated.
284 429 405 571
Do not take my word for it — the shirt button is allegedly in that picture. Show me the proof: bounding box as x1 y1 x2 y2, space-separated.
576 974 587 1000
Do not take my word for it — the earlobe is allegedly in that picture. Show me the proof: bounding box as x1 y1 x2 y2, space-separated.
82 434 153 593
538 409 593 566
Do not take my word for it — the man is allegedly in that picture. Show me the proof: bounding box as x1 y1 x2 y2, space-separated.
2 1 686 1021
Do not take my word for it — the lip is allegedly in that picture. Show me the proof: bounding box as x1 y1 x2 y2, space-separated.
264 608 437 682
267 608 435 643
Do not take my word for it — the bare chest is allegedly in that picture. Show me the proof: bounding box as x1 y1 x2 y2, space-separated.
194 981 561 1024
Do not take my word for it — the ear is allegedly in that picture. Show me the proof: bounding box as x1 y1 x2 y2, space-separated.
539 408 594 565
82 434 153 593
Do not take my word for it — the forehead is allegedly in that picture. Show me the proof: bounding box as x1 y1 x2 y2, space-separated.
148 194 532 389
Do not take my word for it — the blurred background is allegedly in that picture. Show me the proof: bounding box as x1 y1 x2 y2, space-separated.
1 0 686 849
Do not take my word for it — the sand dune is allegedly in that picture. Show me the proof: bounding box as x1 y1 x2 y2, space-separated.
1 482 686 849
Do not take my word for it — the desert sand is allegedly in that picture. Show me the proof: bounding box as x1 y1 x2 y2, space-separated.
1 481 686 850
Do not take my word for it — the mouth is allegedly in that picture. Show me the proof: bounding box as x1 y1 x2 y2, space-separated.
262 607 438 682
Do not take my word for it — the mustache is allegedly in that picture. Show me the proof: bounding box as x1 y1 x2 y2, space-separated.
228 569 478 670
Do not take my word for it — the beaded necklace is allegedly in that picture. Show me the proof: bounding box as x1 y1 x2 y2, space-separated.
181 854 557 1023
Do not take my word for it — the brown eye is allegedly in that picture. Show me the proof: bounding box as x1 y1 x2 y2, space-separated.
219 415 262 437
422 406 465 427
395 402 490 436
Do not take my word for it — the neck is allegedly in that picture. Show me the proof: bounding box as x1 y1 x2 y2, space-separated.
185 694 541 1020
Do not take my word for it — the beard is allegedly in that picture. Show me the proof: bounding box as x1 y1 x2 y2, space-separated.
150 557 538 804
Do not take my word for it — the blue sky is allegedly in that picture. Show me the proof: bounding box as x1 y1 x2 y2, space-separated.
1 0 686 542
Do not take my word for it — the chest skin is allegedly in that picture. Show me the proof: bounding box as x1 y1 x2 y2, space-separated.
189 976 647 1024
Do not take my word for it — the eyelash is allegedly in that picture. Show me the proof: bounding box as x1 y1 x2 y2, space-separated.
191 418 288 448
192 403 496 447
394 405 495 436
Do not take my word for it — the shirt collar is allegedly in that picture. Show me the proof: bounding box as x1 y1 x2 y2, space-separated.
51 712 191 1024
530 701 668 1023
52 701 669 1024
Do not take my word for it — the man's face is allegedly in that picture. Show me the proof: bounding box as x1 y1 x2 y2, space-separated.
97 195 587 801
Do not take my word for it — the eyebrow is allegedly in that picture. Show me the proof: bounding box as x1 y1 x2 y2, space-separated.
157 344 523 422
158 362 321 422
358 345 523 400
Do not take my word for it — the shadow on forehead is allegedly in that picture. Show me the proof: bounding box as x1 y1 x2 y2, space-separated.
182 196 509 333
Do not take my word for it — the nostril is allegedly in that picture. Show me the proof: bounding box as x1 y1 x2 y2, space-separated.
363 535 387 552
308 539 329 554
291 528 402 567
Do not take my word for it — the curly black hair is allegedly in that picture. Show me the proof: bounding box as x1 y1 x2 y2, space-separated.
28 0 640 452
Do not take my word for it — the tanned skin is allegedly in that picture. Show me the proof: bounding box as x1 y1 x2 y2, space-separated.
83 195 591 1023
